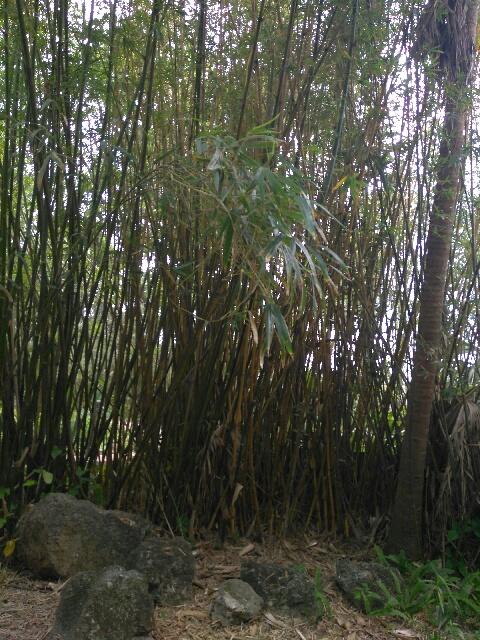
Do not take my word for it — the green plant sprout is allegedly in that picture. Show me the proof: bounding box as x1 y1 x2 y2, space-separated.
315 566 332 618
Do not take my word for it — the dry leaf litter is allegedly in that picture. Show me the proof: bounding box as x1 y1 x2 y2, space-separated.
0 536 438 639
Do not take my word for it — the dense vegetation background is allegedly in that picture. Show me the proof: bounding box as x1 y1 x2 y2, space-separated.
0 0 479 559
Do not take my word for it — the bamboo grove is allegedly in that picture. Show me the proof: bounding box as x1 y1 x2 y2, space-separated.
0 0 479 552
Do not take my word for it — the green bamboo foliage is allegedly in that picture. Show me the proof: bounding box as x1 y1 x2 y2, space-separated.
0 0 478 544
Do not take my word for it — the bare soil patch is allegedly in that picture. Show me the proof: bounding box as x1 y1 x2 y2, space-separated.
0 535 434 640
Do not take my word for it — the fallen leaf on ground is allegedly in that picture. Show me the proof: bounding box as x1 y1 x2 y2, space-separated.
335 616 353 630
239 543 255 556
176 609 209 620
3 538 18 557
393 630 420 638
264 612 290 629
214 565 238 574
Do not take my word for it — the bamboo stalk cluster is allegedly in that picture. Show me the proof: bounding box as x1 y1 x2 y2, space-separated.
0 0 478 545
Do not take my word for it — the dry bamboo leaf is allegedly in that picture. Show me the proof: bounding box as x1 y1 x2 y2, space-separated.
354 614 367 626
212 423 227 446
239 543 255 556
231 483 243 505
296 628 307 640
347 633 356 640
393 630 419 638
281 538 294 550
176 609 210 620
47 581 67 593
263 612 290 629
332 176 347 192
214 565 238 574
192 579 206 589
304 540 317 549
313 546 330 555
248 310 258 344
194 540 213 549
335 616 352 630
3 539 18 558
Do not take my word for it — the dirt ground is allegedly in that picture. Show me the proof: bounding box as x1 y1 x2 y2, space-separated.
0 534 455 640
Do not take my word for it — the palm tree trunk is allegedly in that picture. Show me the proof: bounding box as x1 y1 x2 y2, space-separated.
386 0 479 559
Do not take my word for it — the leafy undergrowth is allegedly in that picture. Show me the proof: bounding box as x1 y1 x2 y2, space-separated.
355 546 480 640
1 536 479 640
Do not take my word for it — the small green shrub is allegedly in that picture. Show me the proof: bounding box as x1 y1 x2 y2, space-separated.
23 468 54 488
68 466 105 504
176 513 190 537
0 487 12 533
446 517 480 574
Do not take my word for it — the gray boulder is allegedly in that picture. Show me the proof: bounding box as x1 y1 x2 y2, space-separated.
125 536 194 604
15 493 150 579
47 565 154 640
240 560 316 620
212 578 263 625
335 558 404 612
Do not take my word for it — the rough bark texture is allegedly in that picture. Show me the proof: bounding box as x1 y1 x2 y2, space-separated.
386 0 479 559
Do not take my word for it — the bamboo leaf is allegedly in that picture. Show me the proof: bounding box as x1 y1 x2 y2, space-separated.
240 136 277 148
49 150 64 171
248 310 258 344
244 117 279 136
269 303 293 356
36 155 49 190
293 193 316 234
263 304 273 355
262 168 285 195
332 176 348 192
207 147 223 170
316 246 348 272
256 167 266 200
263 232 288 260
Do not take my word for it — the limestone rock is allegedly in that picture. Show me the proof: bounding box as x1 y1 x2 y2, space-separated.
240 560 317 620
15 493 150 579
335 558 404 612
47 565 154 640
212 578 263 625
125 536 194 604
